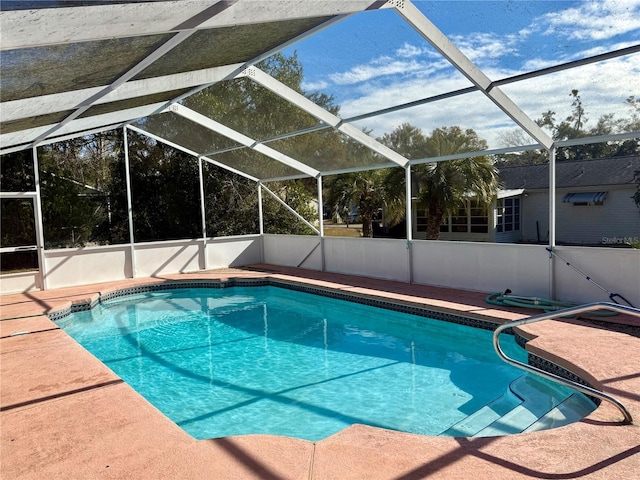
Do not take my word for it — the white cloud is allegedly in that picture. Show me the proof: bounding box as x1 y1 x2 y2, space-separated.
537 0 640 41
302 80 329 91
329 57 424 85
521 40 639 72
395 42 437 59
339 72 473 118
300 1 639 150
450 32 520 65
341 55 638 149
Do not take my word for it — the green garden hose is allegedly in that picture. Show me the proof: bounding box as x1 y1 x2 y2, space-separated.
486 290 618 317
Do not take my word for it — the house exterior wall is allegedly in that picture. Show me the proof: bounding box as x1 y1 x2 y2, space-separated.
521 186 639 245
520 191 551 243
494 228 521 243
556 186 639 245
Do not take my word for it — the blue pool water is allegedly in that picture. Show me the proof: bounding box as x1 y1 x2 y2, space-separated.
58 286 580 441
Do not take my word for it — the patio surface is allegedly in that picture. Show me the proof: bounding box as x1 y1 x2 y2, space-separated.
1 265 639 479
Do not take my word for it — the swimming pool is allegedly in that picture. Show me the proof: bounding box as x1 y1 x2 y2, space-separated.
58 284 593 441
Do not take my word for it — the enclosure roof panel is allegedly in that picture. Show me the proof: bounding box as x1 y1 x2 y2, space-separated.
1 0 388 153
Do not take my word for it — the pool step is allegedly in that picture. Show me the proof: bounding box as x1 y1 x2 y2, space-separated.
441 389 521 437
443 374 595 437
523 393 596 433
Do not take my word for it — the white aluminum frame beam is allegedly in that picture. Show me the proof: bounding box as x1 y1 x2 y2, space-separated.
245 67 410 168
260 184 320 235
317 176 325 271
1 64 243 123
166 103 320 178
405 164 413 284
197 157 209 269
30 148 46 290
555 131 640 147
200 156 260 183
548 146 557 299
123 128 138 278
395 1 553 151
128 124 261 183
1 1 393 51
26 3 232 150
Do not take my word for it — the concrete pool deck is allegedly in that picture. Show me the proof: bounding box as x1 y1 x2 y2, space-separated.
1 265 639 479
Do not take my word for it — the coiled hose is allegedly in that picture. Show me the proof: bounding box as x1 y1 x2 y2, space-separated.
486 290 618 316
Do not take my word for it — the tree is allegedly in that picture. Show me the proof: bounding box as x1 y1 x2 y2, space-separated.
126 131 202 242
381 125 499 240
262 179 318 235
146 52 344 236
37 130 128 247
493 129 546 166
325 132 406 238
496 90 640 164
325 170 383 238
203 162 258 237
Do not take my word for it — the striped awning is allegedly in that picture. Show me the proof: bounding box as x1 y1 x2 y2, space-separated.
562 192 607 203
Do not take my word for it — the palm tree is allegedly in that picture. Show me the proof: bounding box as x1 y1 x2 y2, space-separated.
415 127 500 239
326 169 386 238
381 124 500 240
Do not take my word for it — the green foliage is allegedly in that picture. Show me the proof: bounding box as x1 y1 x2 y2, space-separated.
38 131 128 248
263 179 318 235
497 90 640 165
326 170 386 238
381 125 499 240
127 132 201 242
203 162 258 236
0 150 35 192
0 199 36 247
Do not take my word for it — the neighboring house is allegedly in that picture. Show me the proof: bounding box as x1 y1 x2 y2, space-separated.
413 156 640 245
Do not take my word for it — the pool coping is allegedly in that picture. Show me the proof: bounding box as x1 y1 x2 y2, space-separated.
1 266 639 479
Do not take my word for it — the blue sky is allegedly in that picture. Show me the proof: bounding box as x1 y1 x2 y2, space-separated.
283 0 640 148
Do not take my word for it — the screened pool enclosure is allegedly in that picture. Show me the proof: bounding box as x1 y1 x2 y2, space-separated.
1 0 638 306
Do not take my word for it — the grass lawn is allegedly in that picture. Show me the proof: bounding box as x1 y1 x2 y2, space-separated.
323 225 363 237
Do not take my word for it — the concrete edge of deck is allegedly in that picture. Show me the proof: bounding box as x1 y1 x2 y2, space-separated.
2 266 639 479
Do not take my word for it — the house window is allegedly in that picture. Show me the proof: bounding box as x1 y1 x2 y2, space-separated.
416 209 428 232
496 197 520 233
439 201 489 234
562 192 607 206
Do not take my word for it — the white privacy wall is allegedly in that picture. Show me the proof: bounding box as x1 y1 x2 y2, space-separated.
44 245 132 290
0 237 262 293
263 234 322 270
410 241 550 298
0 271 41 294
3 234 638 309
207 235 262 269
324 237 410 282
134 240 203 278
552 246 640 306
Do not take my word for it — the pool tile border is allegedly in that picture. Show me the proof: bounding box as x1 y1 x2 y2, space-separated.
51 278 498 330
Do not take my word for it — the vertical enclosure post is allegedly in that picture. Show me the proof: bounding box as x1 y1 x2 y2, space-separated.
548 146 556 299
32 147 48 290
198 157 208 271
258 182 264 263
317 175 325 272
405 165 413 283
123 127 137 278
